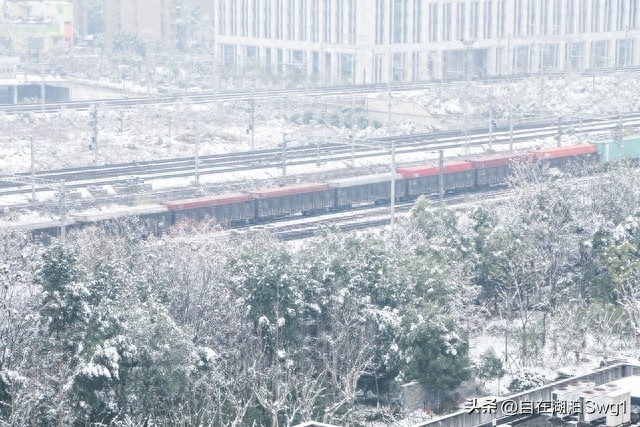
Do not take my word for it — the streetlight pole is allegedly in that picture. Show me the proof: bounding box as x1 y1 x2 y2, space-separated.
390 141 396 231
250 89 255 150
30 136 36 202
438 149 444 204
194 127 200 186
387 79 392 127
282 133 287 176
509 105 514 152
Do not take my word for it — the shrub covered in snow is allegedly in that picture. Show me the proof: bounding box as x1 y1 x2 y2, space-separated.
507 369 544 393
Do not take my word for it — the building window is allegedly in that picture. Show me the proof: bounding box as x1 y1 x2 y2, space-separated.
565 0 575 34
496 0 505 37
287 0 294 40
323 0 330 42
218 0 227 35
231 0 238 36
374 54 383 83
616 0 625 31
265 47 272 74
376 0 385 44
604 0 612 32
552 0 561 35
275 0 282 39
442 3 452 41
540 0 549 35
616 39 633 66
412 51 421 80
470 1 479 39
526 0 535 35
428 3 438 42
513 45 529 73
513 0 521 36
413 0 422 43
241 0 247 37
252 0 259 37
591 40 609 68
298 0 307 41
393 52 406 81
565 42 583 71
456 2 466 40
592 0 600 32
541 43 557 70
578 0 587 33
311 0 319 42
335 0 343 43
263 0 271 38
483 0 492 39
392 0 407 44
348 0 356 43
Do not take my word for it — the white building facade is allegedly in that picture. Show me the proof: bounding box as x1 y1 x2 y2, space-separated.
212 0 640 84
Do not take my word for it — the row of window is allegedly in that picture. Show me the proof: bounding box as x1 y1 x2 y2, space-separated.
216 0 639 47
223 38 634 83
217 0 356 44
422 0 638 44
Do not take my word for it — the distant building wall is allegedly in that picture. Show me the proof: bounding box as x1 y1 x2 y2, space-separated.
103 0 213 51
212 0 640 85
2 0 74 56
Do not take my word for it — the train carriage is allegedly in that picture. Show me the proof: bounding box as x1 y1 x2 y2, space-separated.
72 204 172 235
162 193 254 225
466 152 531 187
531 145 597 168
397 161 475 197
248 183 333 219
326 173 404 208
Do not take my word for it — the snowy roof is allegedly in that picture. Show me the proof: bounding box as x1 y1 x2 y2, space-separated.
71 204 168 222
326 173 402 188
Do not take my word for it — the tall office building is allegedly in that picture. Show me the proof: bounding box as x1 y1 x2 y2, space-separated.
212 0 640 84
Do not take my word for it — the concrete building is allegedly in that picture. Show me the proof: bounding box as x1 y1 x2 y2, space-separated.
103 0 214 50
212 0 640 84
0 0 74 57
69 0 87 37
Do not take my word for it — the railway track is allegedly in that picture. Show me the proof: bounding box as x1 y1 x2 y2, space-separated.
262 187 515 241
1 112 637 197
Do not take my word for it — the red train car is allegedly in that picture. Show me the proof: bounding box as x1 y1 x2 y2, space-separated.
397 161 475 197
466 152 530 186
162 193 254 224
531 144 597 169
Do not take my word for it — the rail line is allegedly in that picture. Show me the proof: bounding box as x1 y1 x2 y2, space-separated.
1 112 638 198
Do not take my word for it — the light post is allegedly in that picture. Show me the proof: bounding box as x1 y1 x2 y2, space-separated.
30 136 36 202
390 141 396 231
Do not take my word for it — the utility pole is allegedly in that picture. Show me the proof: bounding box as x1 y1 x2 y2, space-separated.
509 105 514 152
463 40 475 155
282 133 287 176
617 114 624 163
250 89 255 150
59 179 66 244
390 141 396 231
387 79 392 127
556 117 562 147
439 149 444 204
30 136 36 202
89 103 98 164
194 128 200 186
489 108 494 152
40 61 45 117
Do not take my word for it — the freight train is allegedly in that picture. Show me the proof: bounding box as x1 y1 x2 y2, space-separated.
0 144 597 239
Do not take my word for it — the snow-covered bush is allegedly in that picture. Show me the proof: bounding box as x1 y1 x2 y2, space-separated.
507 369 544 393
